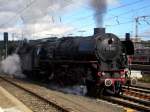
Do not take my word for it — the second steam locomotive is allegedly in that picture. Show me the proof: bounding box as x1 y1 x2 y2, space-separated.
17 28 134 96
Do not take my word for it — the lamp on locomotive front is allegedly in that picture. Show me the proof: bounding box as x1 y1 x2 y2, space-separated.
108 38 114 45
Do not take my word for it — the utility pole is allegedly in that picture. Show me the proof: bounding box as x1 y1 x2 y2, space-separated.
4 32 8 58
135 15 150 38
135 17 139 38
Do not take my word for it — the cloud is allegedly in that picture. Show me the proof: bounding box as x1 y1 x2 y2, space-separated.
0 0 80 38
0 11 20 28
0 0 119 39
107 0 120 5
0 27 22 33
141 28 150 35
33 24 74 37
0 0 24 12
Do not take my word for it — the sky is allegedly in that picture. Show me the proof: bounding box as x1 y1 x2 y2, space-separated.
0 0 150 40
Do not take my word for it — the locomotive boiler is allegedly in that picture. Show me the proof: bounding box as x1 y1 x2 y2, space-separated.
17 28 134 96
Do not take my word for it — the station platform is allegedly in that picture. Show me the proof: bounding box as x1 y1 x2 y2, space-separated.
0 86 32 112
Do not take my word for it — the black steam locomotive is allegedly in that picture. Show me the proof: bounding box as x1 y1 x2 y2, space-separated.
17 28 134 96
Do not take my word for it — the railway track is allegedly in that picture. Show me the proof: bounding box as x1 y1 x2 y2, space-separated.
131 64 150 71
122 86 150 105
128 84 150 90
0 75 149 111
100 95 150 111
100 85 150 111
0 75 125 112
0 76 71 112
123 85 150 94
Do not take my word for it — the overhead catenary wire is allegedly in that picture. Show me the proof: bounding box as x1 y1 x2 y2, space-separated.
0 0 90 27
55 0 150 36
0 0 37 28
1 0 148 38
76 4 150 28
64 0 145 24
68 5 150 35
135 16 150 37
33 0 148 35
107 4 150 22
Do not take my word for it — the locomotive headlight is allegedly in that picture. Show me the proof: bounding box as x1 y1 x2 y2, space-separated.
108 38 114 45
121 75 125 78
101 72 105 76
105 79 112 87
131 78 137 85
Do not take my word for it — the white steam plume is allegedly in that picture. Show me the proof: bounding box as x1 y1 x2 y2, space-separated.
0 54 25 78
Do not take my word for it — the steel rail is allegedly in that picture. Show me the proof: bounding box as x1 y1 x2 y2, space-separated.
100 96 150 111
123 86 150 94
0 76 72 112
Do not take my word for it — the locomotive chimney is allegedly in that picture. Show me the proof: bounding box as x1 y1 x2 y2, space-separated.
94 28 105 35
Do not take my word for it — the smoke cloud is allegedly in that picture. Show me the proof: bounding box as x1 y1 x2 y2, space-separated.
90 0 107 27
0 54 25 78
